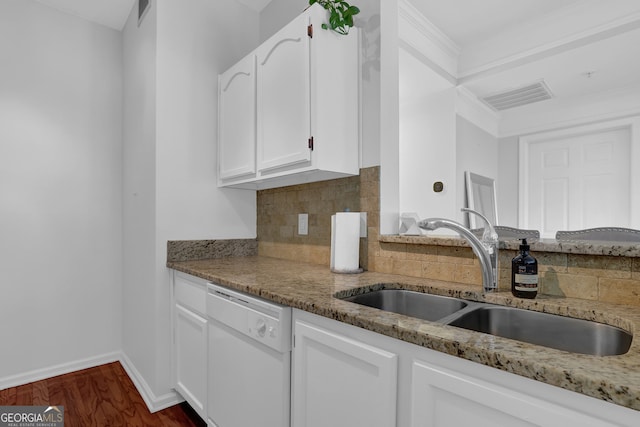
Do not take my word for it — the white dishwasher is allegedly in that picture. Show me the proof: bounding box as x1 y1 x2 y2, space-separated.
206 283 292 427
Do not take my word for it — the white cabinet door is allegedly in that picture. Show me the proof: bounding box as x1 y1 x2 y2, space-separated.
217 3 358 190
172 272 207 421
175 304 207 420
256 11 311 173
218 53 256 182
410 359 618 427
292 318 398 427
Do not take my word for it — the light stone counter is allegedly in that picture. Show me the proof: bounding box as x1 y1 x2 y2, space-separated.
167 256 640 412
381 234 640 257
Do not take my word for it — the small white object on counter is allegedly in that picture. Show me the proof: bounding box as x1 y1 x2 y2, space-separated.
330 212 362 274
400 212 422 235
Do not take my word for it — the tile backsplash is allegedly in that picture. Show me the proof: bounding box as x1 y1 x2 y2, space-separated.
257 167 378 268
256 165 640 306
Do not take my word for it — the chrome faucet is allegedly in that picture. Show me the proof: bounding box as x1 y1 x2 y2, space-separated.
418 209 498 293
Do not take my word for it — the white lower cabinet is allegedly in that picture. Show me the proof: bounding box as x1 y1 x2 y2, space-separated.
291 309 640 427
172 272 207 421
292 310 398 427
410 359 621 427
170 273 639 426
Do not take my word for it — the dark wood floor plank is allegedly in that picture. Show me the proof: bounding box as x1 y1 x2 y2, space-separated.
31 380 49 405
0 387 17 405
0 362 205 426
15 382 33 405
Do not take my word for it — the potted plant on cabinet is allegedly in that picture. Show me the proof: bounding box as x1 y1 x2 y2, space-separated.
310 0 360 35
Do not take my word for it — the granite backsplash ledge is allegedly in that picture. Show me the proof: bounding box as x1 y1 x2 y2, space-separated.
167 239 257 262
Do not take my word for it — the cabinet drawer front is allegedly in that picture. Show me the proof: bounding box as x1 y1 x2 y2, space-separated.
174 273 207 315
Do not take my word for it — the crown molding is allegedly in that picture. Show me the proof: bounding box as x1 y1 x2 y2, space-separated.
455 87 500 137
398 0 460 78
458 11 640 84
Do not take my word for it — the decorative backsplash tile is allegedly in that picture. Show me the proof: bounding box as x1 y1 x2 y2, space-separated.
255 165 640 306
257 168 375 268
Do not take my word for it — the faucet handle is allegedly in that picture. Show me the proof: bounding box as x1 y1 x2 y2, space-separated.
461 208 498 242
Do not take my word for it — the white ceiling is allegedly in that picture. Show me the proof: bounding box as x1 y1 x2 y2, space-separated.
409 0 579 47
403 0 640 117
35 0 273 31
35 0 135 31
34 0 640 120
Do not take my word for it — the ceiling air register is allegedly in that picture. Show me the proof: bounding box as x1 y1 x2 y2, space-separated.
481 80 553 111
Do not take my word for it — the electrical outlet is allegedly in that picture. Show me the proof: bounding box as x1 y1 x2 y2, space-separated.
298 213 309 235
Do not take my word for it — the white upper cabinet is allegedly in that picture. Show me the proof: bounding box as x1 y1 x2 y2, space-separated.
257 10 311 173
218 3 359 190
218 54 257 181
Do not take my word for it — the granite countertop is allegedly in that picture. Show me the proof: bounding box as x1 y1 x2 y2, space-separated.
167 256 640 411
381 234 640 257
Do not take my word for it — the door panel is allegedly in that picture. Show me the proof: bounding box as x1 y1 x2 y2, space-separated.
525 127 630 237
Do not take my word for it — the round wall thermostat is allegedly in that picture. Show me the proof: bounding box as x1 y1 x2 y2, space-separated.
433 181 444 192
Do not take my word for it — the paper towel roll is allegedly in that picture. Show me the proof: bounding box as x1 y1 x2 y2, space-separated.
330 212 362 274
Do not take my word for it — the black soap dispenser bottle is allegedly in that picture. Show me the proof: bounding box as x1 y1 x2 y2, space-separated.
511 239 538 299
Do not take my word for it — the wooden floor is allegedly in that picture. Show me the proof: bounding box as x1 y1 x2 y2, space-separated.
0 362 206 426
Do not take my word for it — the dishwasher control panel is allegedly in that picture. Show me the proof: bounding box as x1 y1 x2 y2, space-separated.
207 283 292 352
247 310 279 342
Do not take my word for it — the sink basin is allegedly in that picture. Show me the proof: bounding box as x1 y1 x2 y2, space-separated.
339 288 632 356
447 305 632 356
341 289 468 322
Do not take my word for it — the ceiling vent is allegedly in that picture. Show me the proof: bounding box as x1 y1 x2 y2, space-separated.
481 80 553 111
138 0 150 26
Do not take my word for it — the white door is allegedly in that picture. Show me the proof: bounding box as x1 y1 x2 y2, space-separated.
292 319 398 427
522 127 631 238
256 11 311 174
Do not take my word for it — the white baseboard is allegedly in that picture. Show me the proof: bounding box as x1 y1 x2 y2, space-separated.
0 351 183 414
118 352 184 413
0 351 120 391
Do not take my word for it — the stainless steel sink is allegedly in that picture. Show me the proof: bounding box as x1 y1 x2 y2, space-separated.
341 289 468 322
447 305 632 356
338 288 633 356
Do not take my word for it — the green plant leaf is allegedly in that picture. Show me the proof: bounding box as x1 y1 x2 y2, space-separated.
315 0 359 35
347 5 360 15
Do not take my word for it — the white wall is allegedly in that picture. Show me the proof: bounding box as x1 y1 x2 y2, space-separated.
122 0 259 408
398 48 458 225
122 0 158 399
154 0 258 400
456 116 499 227
399 87 457 224
497 136 519 227
0 1 122 384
